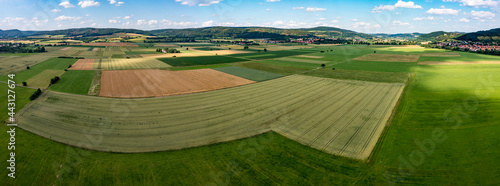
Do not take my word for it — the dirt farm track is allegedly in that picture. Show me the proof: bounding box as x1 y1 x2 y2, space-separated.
17 75 404 159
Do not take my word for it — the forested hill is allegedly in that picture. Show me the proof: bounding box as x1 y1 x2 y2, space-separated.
455 28 500 42
417 31 463 41
0 26 373 39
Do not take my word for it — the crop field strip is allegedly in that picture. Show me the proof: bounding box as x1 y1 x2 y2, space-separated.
99 69 256 98
69 59 95 70
17 75 404 159
352 54 421 62
26 69 66 88
212 66 283 82
274 81 403 159
92 58 171 70
275 57 330 64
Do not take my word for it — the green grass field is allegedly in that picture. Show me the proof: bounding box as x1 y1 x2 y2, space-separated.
11 58 78 83
213 66 283 82
236 62 312 75
303 68 409 83
228 50 315 60
334 61 416 73
374 64 500 184
1 45 499 185
418 51 500 62
158 56 250 66
49 70 95 95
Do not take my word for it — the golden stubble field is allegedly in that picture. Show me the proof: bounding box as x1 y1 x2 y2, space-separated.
17 75 404 160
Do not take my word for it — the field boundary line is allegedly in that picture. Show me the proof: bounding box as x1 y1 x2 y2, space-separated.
366 73 413 164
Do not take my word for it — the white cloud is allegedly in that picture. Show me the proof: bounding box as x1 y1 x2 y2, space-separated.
443 0 498 8
391 20 411 26
123 16 132 20
372 0 422 12
351 19 358 21
426 6 460 15
31 17 48 26
267 0 280 2
78 1 100 8
109 19 118 23
59 1 75 8
292 7 304 10
80 20 94 24
175 0 223 6
55 15 82 21
108 0 124 6
319 18 327 20
123 21 130 26
306 7 327 12
136 19 146 25
468 10 495 19
352 22 381 30
459 18 470 22
395 0 423 8
148 20 158 25
413 16 436 20
331 20 339 23
266 8 271 11
160 19 198 27
202 20 214 27
51 9 62 12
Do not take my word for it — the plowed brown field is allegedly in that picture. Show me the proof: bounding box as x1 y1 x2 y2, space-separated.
99 69 256 98
69 59 95 70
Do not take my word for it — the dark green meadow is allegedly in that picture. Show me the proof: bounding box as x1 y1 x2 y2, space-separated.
158 55 249 66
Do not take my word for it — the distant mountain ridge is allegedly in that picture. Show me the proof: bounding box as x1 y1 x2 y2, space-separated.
0 26 373 39
1 27 499 41
456 28 500 42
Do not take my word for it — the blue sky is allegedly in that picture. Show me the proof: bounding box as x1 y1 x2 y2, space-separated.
0 0 498 33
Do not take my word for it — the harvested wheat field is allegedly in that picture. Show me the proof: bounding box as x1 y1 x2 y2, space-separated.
92 48 99 51
26 69 66 88
96 58 171 70
69 59 95 70
99 69 255 98
296 55 324 59
418 61 500 65
59 47 73 51
353 54 420 62
17 75 404 160
422 52 461 57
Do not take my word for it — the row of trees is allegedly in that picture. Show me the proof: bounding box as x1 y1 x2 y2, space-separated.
156 48 180 53
0 46 46 53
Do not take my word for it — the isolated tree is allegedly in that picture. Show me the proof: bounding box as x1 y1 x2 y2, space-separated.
22 82 27 86
332 67 335 70
264 48 267 52
186 48 189 50
321 64 326 68
26 66 30 70
374 51 376 53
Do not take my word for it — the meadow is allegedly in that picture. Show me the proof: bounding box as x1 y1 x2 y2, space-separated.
49 70 95 95
1 44 499 185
